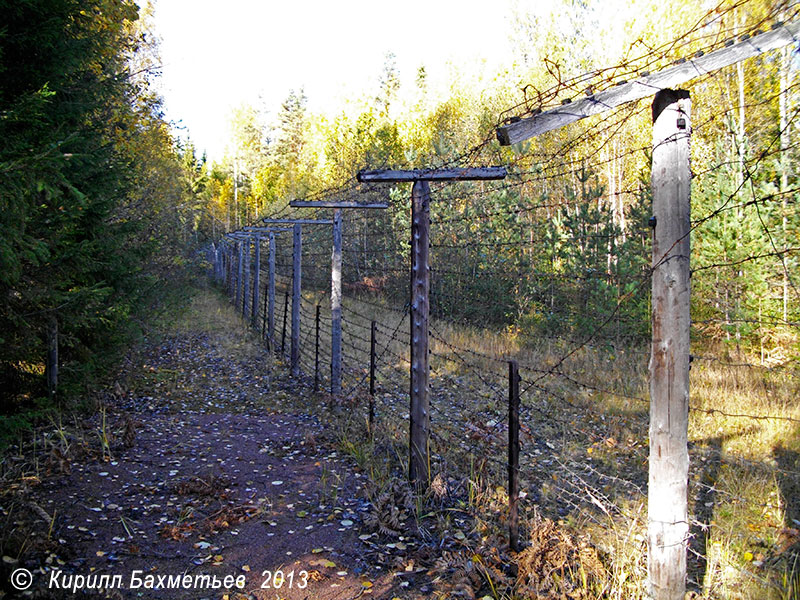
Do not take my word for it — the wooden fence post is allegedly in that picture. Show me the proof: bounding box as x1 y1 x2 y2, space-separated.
315 305 321 392
243 236 251 319
331 209 343 395
648 88 691 600
268 233 276 349
369 320 377 435
291 223 302 377
227 243 234 300
281 290 288 358
409 179 431 487
262 282 269 344
252 235 260 327
236 241 244 309
508 360 520 552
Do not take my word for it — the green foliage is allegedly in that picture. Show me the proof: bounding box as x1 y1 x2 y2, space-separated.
0 0 201 418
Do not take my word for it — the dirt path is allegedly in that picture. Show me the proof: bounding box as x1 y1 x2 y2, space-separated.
6 291 423 600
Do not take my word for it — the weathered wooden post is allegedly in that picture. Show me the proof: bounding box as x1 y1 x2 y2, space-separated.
236 240 244 309
242 235 251 319
268 233 276 348
252 234 260 327
492 24 800 589
648 89 691 600
409 179 431 485
226 240 234 300
314 305 321 392
291 223 302 377
288 203 387 397
369 320 377 435
508 360 521 552
331 209 343 395
241 226 290 342
261 218 334 370
356 168 507 488
281 290 289 358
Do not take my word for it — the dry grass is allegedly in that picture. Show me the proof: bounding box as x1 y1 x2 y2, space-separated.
272 285 800 599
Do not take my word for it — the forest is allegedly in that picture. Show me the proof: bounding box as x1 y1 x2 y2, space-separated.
1 0 799 599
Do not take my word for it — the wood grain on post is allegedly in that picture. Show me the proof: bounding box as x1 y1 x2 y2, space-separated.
409 180 431 488
330 209 343 396
648 89 691 600
291 224 302 377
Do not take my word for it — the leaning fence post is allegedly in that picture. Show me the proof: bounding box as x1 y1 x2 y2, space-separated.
508 360 520 552
291 223 302 377
314 305 321 392
369 320 377 435
648 89 691 600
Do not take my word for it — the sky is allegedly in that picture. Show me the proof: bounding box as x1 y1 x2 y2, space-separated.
150 0 518 161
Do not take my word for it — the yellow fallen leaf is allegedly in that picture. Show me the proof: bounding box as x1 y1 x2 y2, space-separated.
361 581 373 588
241 564 251 572
310 559 336 568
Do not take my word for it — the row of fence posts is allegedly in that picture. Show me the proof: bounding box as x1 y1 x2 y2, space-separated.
209 178 524 552
211 234 525 550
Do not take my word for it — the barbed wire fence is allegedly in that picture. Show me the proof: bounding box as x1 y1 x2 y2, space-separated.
210 2 799 597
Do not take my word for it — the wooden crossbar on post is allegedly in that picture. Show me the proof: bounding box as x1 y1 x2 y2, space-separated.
487 21 800 584
290 200 389 209
496 20 800 145
357 166 507 489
